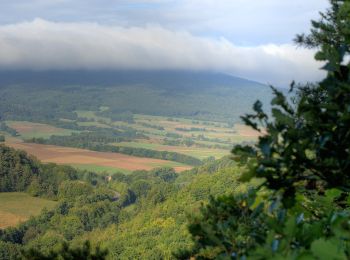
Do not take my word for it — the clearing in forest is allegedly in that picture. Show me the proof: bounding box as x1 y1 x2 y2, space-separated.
6 121 77 139
0 192 57 229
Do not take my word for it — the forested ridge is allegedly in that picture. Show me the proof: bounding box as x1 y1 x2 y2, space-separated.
0 145 241 259
0 71 271 123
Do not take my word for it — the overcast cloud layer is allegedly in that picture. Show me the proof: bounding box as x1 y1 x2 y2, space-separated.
0 19 325 86
0 1 330 86
0 0 329 45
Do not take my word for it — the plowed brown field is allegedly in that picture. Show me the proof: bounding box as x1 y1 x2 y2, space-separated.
6 140 191 173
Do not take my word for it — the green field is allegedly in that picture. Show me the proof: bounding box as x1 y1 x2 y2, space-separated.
68 161 189 174
77 121 111 128
145 160 191 169
113 141 159 150
4 112 258 174
68 164 132 174
75 110 111 123
116 141 230 160
73 111 258 148
6 121 78 139
0 192 57 228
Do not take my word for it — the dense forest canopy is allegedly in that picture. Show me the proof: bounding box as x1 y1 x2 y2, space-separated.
0 145 241 259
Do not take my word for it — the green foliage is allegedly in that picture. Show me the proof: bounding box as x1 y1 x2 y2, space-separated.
139 122 165 130
180 191 267 259
0 153 243 258
233 0 350 204
22 241 108 260
58 181 93 201
27 177 42 197
57 215 85 240
185 1 350 259
150 167 178 182
0 145 40 192
0 241 22 260
102 163 244 259
25 230 66 255
0 145 94 198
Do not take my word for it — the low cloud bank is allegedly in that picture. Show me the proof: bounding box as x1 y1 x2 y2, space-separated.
0 19 325 86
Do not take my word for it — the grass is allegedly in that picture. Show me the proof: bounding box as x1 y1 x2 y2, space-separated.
111 114 253 159
145 160 190 169
69 162 190 174
134 114 225 128
51 113 250 148
133 114 253 143
75 110 98 119
75 110 111 123
114 142 159 150
0 192 57 228
99 106 109 112
6 121 78 139
68 164 132 174
116 141 229 160
77 121 111 128
169 148 229 160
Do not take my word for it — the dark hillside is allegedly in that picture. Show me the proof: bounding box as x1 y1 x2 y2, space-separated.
0 70 271 122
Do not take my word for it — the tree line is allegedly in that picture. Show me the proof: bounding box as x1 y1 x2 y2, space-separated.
29 133 203 166
0 145 103 199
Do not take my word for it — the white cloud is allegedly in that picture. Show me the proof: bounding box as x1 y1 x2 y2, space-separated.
0 0 330 45
0 19 325 86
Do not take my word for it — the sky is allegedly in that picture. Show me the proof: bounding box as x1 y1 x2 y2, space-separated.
0 0 330 86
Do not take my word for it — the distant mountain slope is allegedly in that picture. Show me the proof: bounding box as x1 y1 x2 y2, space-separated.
0 70 272 122
0 70 266 89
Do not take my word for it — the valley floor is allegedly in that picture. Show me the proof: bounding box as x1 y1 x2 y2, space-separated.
5 138 192 174
1 113 261 175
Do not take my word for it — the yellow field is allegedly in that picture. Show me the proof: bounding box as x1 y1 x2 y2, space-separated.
0 192 57 229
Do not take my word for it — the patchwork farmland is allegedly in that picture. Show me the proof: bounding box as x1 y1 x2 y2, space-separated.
6 140 192 173
2 113 260 174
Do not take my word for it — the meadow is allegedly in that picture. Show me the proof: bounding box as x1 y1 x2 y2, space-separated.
116 141 229 160
6 121 78 139
0 192 57 229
